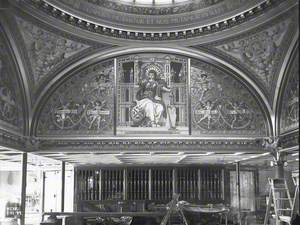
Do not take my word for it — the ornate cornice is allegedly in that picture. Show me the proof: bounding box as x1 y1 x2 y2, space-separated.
279 129 299 149
0 128 26 151
34 137 264 152
11 0 296 44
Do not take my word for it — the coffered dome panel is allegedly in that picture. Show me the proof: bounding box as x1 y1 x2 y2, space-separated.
33 0 267 31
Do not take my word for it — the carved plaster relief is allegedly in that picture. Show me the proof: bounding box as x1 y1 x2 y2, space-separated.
215 18 292 92
15 16 89 85
280 56 299 133
0 28 24 132
191 60 267 136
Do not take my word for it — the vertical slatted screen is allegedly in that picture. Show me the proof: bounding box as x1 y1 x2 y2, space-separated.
177 168 198 201
199 167 223 202
151 168 173 201
101 169 124 200
128 169 149 200
76 167 224 202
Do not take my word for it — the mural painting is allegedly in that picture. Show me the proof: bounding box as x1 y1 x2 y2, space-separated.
37 60 114 135
36 55 268 137
280 56 299 133
191 60 267 136
117 54 188 135
0 29 24 132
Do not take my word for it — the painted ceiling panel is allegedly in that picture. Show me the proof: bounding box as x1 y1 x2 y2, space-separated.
280 53 299 134
0 25 25 134
196 9 298 107
14 16 90 86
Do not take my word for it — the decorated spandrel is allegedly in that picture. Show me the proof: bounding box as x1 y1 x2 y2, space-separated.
191 60 267 136
280 56 299 133
0 29 24 132
117 54 188 135
37 60 114 135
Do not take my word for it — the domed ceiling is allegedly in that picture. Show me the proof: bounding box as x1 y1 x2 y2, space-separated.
33 0 269 32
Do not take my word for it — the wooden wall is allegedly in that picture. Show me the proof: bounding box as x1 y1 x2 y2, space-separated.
74 166 227 211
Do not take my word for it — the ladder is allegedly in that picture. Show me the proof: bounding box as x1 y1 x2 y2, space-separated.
264 178 293 225
160 194 189 225
291 171 299 218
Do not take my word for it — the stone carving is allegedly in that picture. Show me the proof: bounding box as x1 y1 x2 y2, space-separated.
0 32 24 131
15 17 89 84
191 61 267 135
280 56 299 133
37 60 114 135
215 18 293 91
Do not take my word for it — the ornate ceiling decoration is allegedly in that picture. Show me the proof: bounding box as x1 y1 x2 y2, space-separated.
280 53 299 134
15 16 90 85
8 14 112 105
194 7 298 107
35 53 268 138
17 0 290 42
0 25 25 134
81 0 222 15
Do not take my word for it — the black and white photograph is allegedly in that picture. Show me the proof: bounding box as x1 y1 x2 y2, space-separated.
0 0 299 225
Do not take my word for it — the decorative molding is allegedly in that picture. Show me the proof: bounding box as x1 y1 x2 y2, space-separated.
279 130 299 148
0 128 26 150
81 0 224 15
21 0 287 41
36 138 264 152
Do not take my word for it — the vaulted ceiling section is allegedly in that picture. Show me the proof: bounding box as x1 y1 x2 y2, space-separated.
0 0 298 166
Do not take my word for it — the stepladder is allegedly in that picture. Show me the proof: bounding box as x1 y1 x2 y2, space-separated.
160 194 189 225
264 178 293 225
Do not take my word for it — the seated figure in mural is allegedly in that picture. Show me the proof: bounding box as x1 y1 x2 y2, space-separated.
132 70 171 127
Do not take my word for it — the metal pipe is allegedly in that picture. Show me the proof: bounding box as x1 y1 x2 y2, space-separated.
61 161 65 212
236 162 242 225
20 153 27 225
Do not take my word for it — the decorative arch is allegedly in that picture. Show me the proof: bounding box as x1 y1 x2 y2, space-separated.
31 46 273 137
276 43 299 135
0 23 28 135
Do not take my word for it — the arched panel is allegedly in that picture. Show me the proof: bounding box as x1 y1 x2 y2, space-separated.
278 50 299 134
0 24 26 134
37 59 114 136
32 47 272 137
191 60 267 136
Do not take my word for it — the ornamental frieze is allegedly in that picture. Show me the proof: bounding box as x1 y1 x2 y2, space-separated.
22 0 287 42
0 129 27 150
83 0 224 15
15 16 90 85
37 138 263 151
